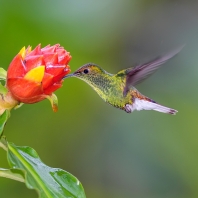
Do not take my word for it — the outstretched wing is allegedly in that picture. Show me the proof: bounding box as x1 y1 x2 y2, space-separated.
123 46 183 96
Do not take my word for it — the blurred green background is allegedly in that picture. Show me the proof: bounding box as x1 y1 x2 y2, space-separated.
0 0 198 197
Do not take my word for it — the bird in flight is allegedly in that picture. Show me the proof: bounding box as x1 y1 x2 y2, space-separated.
64 48 182 115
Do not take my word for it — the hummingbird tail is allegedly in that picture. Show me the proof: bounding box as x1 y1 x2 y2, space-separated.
126 98 178 115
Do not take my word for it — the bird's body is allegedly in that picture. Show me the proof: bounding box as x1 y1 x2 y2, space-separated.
64 49 181 115
75 67 139 111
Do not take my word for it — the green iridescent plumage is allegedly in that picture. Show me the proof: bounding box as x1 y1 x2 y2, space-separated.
68 64 132 111
64 48 182 114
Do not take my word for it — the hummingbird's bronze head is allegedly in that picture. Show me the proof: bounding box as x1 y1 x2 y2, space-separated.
64 63 105 81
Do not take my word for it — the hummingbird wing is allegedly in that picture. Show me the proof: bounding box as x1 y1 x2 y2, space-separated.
123 47 183 96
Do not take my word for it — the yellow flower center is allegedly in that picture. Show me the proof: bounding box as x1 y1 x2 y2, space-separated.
24 66 45 83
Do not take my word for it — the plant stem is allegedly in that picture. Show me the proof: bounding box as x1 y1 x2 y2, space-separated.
0 141 8 151
0 169 25 182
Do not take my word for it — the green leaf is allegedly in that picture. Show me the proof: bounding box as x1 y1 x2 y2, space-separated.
7 142 86 198
0 110 10 137
0 68 7 81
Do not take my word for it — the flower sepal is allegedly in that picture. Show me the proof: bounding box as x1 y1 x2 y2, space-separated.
0 91 19 116
45 93 58 112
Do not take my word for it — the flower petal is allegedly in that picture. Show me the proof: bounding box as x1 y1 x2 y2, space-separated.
25 46 32 56
59 51 72 65
19 47 26 60
41 45 56 54
44 82 62 95
52 67 71 82
42 73 53 89
28 44 41 56
25 55 44 72
43 53 58 65
7 54 26 78
45 65 66 77
7 78 43 103
41 44 50 50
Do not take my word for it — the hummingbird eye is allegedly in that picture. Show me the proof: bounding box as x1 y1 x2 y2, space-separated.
83 69 89 74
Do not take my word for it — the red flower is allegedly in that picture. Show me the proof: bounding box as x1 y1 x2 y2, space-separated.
6 44 71 111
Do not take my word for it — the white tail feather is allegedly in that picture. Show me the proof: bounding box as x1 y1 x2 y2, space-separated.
125 98 178 115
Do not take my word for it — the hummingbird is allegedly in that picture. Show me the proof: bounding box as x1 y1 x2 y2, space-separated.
64 49 181 115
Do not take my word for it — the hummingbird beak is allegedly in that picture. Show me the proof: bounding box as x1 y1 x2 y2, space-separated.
63 73 75 79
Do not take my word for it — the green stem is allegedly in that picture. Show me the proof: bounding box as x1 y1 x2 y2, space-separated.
0 169 25 182
0 141 7 151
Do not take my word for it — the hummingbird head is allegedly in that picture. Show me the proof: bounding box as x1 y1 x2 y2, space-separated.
64 63 113 97
64 63 106 83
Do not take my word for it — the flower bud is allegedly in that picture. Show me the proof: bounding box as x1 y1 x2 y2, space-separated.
6 44 71 111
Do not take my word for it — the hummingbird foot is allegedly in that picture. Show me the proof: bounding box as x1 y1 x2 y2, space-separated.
125 98 178 115
125 104 133 113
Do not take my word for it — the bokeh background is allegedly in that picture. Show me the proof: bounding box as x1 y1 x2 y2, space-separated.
0 0 198 197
